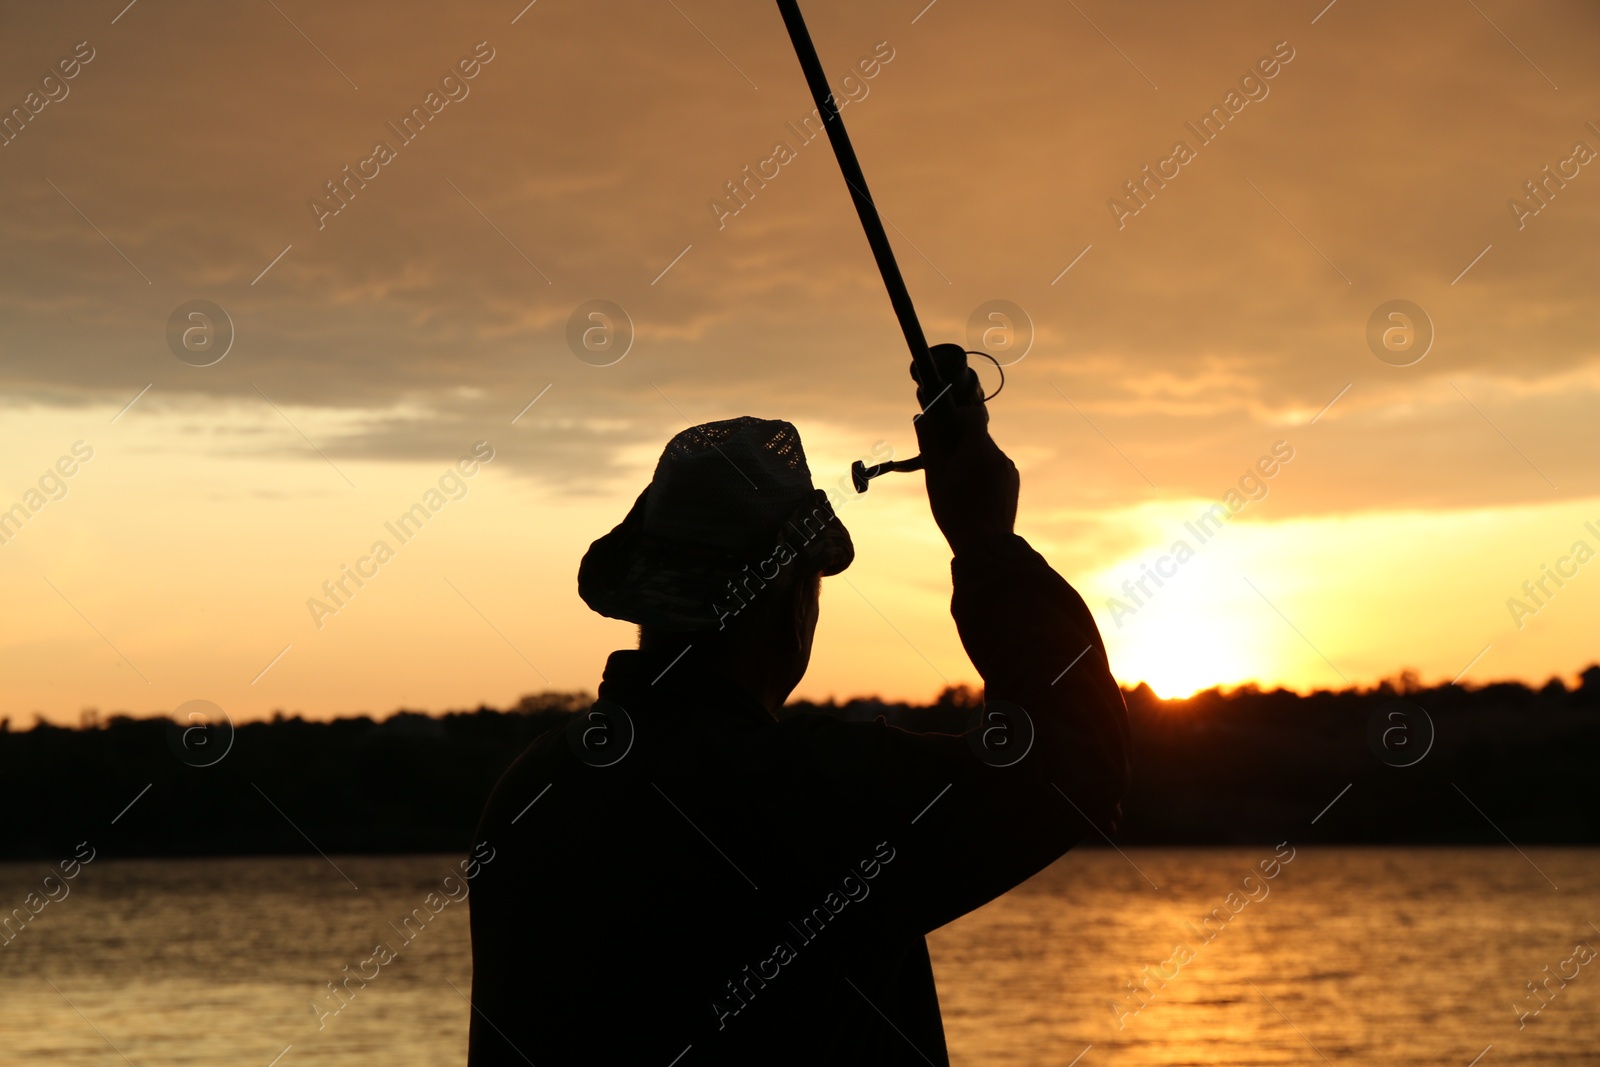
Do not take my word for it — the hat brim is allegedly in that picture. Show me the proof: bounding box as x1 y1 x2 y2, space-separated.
578 488 853 631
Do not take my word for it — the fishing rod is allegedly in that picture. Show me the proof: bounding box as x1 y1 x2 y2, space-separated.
773 0 991 493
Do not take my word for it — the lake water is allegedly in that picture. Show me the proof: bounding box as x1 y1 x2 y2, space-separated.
1 848 1595 1065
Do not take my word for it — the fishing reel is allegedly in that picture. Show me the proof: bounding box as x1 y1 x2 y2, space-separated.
851 342 1005 493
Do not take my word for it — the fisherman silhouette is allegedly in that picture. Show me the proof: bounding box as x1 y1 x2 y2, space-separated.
467 405 1130 1066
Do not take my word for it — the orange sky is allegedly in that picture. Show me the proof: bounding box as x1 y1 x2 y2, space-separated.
2 0 1598 724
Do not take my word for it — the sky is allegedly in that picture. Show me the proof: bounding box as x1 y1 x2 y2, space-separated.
1 0 1598 724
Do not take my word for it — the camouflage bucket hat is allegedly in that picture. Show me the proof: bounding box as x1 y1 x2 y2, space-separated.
577 417 854 632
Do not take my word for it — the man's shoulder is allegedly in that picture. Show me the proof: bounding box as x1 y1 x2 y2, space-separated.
757 708 968 783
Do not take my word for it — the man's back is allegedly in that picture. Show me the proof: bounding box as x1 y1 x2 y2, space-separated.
468 530 1130 1066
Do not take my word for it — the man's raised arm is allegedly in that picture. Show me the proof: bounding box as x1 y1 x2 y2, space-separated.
881 400 1133 933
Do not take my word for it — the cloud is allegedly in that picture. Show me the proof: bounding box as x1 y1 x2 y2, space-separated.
0 0 1595 517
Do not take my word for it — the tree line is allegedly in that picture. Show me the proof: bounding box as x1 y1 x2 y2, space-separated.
2 667 1595 861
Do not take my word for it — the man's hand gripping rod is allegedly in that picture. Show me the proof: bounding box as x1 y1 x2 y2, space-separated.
773 0 987 492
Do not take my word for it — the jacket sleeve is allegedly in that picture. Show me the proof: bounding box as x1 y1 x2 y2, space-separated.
788 532 1131 936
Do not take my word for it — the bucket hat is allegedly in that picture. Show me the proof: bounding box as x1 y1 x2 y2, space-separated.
577 417 853 631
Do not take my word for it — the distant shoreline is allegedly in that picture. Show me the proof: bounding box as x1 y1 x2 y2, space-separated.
3 672 1596 861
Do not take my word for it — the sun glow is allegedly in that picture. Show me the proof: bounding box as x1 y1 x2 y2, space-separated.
1110 612 1258 699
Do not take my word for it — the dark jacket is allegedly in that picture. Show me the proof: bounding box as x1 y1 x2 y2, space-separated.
467 533 1130 1065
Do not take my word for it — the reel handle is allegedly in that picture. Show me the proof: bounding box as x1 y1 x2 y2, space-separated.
853 343 987 493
